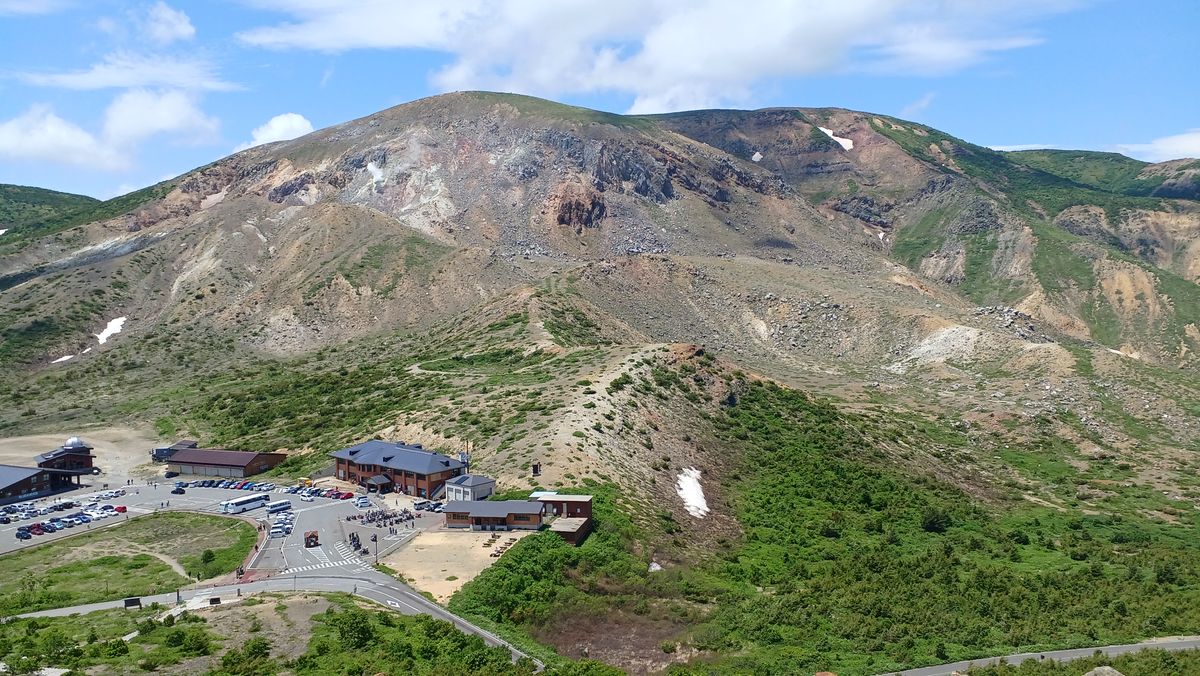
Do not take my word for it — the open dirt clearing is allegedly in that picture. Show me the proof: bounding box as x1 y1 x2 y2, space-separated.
380 529 534 602
0 426 159 480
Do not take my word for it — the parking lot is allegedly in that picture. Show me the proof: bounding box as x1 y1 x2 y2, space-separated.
0 478 446 575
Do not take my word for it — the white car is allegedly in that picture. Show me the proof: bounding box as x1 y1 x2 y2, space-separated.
300 495 314 502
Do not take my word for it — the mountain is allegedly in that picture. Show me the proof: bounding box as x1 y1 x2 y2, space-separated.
0 184 97 233
1 92 1199 674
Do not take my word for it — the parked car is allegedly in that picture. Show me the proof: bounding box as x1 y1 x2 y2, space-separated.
164 471 179 478
101 504 116 512
15 531 31 540
413 500 431 510
0 516 10 524
28 525 44 535
171 487 185 495
114 505 127 513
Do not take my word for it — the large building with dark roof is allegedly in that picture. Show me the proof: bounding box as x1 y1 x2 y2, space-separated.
330 440 464 498
165 448 286 478
0 464 78 505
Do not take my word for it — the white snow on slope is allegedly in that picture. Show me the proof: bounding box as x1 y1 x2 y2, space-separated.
818 127 854 150
751 151 763 162
95 317 127 344
675 467 710 518
50 355 74 364
0 229 8 236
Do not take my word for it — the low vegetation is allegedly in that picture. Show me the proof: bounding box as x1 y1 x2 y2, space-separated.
450 368 1200 675
0 512 256 615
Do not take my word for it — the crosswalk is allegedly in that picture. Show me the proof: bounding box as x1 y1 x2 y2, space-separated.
280 560 372 574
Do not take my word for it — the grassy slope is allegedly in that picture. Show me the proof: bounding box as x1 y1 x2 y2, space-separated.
449 358 1200 675
1004 149 1161 196
0 512 256 615
0 179 176 254
0 184 97 230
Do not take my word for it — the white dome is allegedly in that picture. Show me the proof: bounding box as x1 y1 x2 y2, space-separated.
65 436 85 448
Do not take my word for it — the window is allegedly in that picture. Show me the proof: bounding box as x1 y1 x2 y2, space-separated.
513 514 530 522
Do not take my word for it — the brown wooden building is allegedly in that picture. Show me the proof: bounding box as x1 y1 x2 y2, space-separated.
443 500 545 531
536 494 593 519
330 441 464 498
35 437 96 474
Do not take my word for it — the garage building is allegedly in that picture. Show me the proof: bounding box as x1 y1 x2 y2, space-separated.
166 448 286 478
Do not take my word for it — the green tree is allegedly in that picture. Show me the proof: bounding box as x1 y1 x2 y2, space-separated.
331 609 375 649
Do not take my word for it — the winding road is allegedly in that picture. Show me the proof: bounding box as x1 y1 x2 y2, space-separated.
12 565 542 669
886 636 1200 675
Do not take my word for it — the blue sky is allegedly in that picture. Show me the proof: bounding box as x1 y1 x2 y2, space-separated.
0 0 1197 199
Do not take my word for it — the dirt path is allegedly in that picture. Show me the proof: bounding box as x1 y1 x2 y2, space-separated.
0 426 160 481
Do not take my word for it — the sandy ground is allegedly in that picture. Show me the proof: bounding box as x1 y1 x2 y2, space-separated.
380 529 534 602
0 425 160 480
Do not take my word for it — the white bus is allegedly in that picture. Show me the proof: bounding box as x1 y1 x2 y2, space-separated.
265 500 292 514
219 493 269 514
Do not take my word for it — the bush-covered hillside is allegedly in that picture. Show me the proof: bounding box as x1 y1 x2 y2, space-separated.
450 365 1200 675
0 184 97 230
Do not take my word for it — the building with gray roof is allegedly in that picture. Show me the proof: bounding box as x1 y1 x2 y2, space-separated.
330 440 465 498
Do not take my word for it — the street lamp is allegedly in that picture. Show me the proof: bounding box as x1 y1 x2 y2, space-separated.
371 533 378 564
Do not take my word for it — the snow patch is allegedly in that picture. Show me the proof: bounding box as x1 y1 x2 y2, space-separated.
95 317 127 345
0 228 8 236
818 126 854 150
50 355 74 364
676 467 710 518
751 151 763 162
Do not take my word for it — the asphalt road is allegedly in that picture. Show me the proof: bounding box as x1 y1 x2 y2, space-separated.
13 566 541 668
886 636 1200 675
1 482 537 666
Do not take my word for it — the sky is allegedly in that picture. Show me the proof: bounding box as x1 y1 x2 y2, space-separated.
0 0 1197 199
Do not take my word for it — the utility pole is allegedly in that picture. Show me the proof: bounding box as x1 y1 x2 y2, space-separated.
371 533 378 564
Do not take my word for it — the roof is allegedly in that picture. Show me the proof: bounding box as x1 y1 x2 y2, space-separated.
168 448 265 467
443 500 544 518
447 474 495 488
537 494 593 503
366 474 392 485
35 444 96 463
528 490 558 498
171 440 199 450
549 517 590 534
0 464 43 488
330 440 464 475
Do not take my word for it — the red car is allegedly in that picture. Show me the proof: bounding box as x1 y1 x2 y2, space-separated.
114 505 127 513
29 525 44 535
339 492 354 500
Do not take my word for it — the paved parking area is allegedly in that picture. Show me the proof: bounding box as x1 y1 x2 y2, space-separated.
0 480 447 577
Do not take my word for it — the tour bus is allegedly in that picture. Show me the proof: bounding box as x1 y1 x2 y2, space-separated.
265 499 292 514
218 493 269 514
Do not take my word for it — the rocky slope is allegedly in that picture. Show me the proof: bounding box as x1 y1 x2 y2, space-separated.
0 91 1197 501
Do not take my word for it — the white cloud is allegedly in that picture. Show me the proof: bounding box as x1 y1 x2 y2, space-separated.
234 113 315 151
21 52 237 91
103 89 219 148
141 1 195 45
0 0 68 15
900 92 936 118
0 105 125 170
237 0 1079 113
0 90 219 172
1115 129 1200 163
